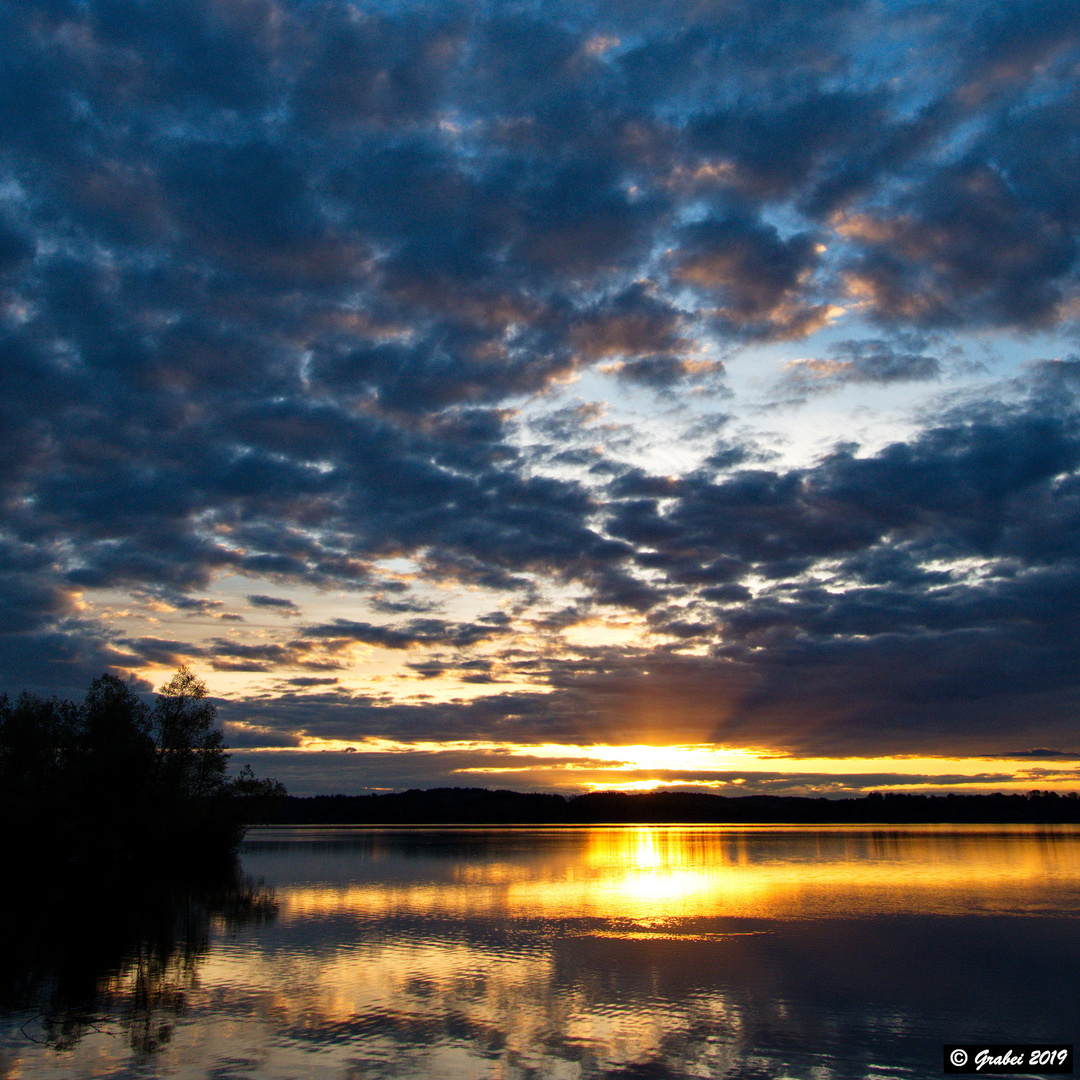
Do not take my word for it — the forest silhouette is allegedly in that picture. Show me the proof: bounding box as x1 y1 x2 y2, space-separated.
267 786 1080 825
0 667 285 866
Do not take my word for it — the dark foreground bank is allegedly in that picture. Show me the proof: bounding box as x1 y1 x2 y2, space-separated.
261 786 1080 825
0 857 277 1054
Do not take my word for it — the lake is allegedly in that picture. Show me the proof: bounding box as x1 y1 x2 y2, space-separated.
2 825 1078 1078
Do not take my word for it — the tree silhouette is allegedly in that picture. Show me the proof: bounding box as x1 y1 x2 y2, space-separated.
0 668 285 865
149 667 232 851
0 690 77 842
153 666 225 789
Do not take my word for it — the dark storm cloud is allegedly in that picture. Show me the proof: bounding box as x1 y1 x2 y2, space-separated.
158 594 225 614
1001 748 1070 759
838 166 1079 329
3 0 1080 772
368 592 441 616
672 215 831 340
612 365 1080 579
292 5 465 128
217 685 589 748
780 338 942 396
571 284 688 361
219 723 302 750
108 633 337 674
685 88 887 205
829 5 1080 329
587 369 1080 754
0 220 34 274
247 594 301 616
0 621 152 698
302 616 512 651
959 0 1080 101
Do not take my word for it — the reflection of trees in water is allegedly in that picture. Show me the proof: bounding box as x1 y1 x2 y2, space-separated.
2 860 276 1055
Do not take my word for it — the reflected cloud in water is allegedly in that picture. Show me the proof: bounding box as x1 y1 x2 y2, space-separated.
0 863 276 1059
2 827 1078 1078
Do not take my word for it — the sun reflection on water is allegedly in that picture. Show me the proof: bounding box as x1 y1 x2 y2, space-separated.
6 826 1079 1079
271 825 1080 926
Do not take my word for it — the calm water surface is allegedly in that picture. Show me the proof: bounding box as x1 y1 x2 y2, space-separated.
2 825 1078 1079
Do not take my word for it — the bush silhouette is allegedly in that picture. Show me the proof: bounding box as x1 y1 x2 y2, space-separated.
0 667 285 865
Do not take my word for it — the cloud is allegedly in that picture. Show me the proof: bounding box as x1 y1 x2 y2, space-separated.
248 594 302 616
780 338 942 396
292 6 464 129
302 616 512 651
0 219 34 274
672 215 834 340
2 0 1080 786
571 283 688 360
685 87 886 204
838 170 1078 329
604 356 725 389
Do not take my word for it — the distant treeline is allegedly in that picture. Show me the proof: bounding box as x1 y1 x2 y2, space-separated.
0 668 285 866
261 786 1080 825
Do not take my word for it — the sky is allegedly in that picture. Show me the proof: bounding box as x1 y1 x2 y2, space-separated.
3 0 1080 797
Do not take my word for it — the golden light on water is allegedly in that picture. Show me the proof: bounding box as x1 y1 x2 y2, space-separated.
192 825 1080 1066
268 825 1080 925
30 826 1080 1079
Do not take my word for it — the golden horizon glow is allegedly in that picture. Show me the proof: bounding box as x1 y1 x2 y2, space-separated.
231 737 1080 796
286 736 1080 771
578 775 1080 796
